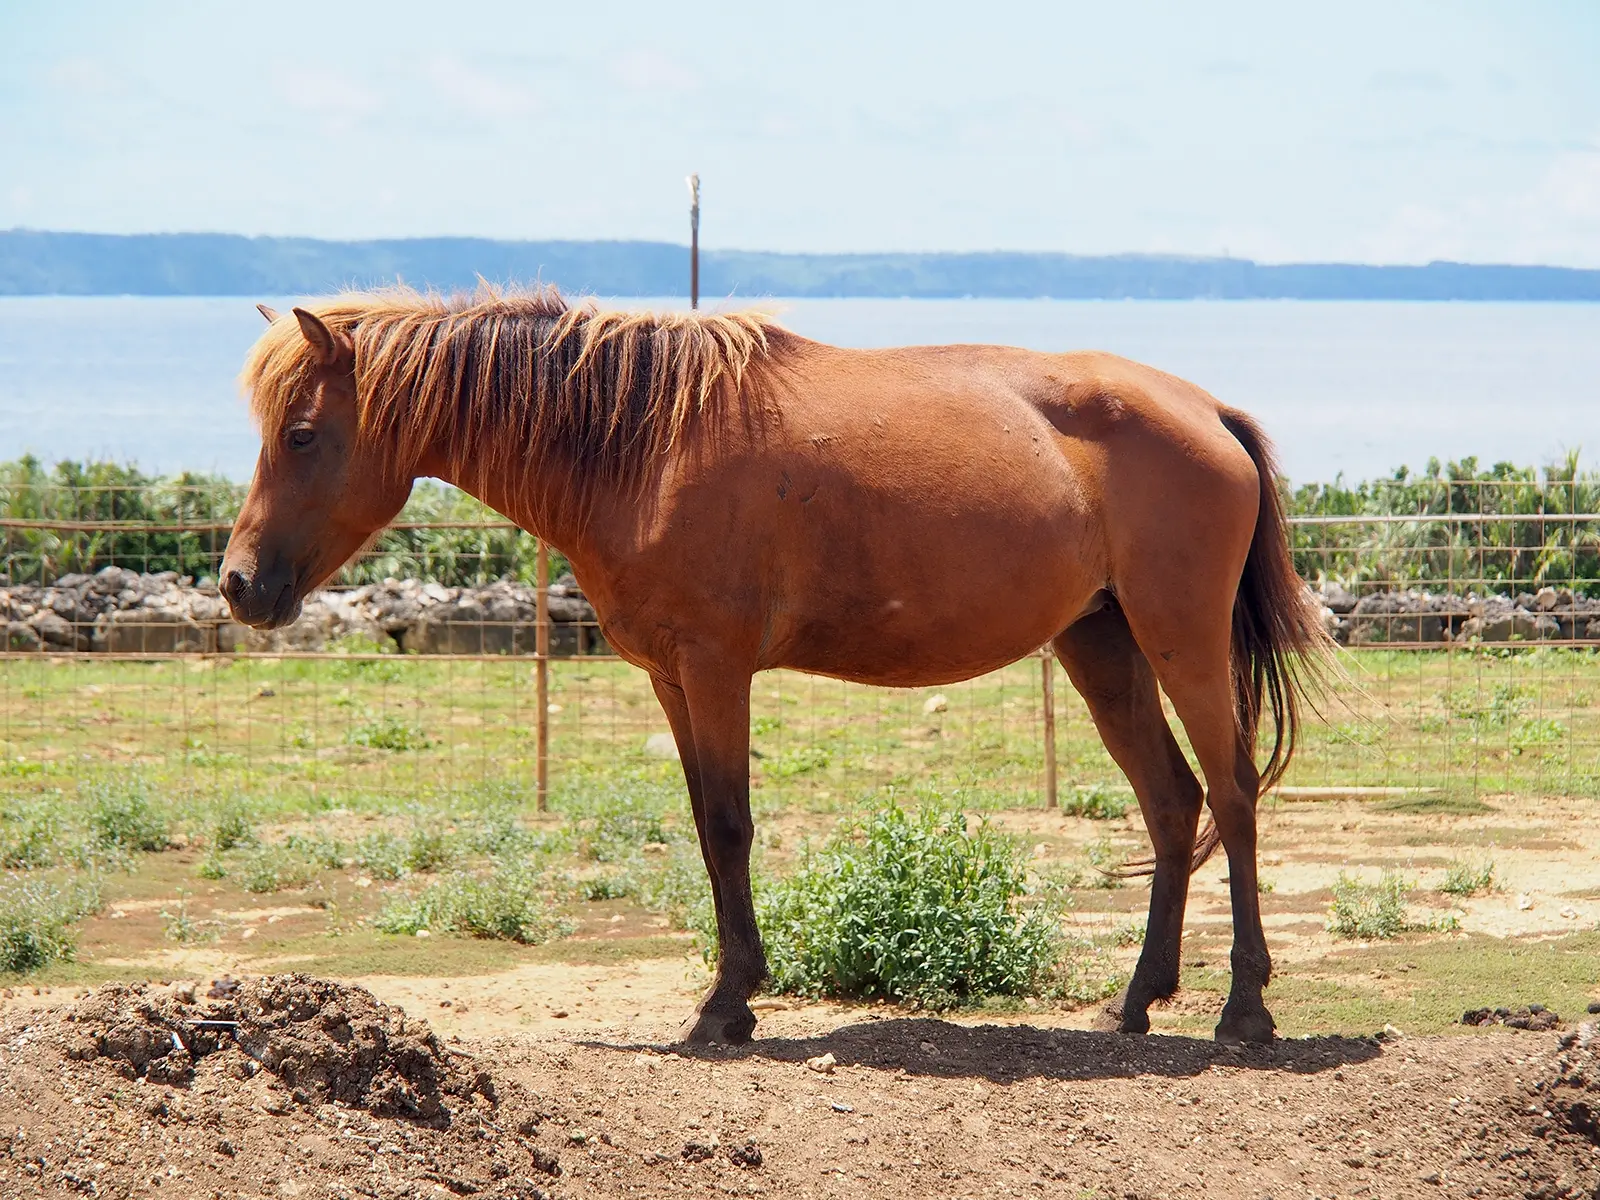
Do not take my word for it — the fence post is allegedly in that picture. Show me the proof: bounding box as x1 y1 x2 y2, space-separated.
535 539 550 811
687 173 700 310
1040 649 1058 808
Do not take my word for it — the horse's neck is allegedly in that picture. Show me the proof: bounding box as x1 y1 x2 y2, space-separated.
421 448 601 568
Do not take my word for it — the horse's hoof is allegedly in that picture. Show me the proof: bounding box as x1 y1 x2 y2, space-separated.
678 1002 757 1047
1214 1004 1275 1045
1093 990 1149 1034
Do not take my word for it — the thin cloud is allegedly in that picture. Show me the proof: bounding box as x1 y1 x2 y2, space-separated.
609 49 699 94
275 65 382 131
424 55 543 118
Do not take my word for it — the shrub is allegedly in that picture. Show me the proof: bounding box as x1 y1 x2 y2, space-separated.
1327 872 1411 940
84 779 169 852
634 844 712 925
1511 718 1566 755
0 799 65 869
236 844 320 893
283 833 345 870
577 871 635 901
347 714 432 751
207 800 257 852
354 831 407 880
404 824 455 873
1441 858 1496 896
1061 784 1130 820
0 875 102 973
375 863 573 944
731 803 1061 1009
573 794 675 863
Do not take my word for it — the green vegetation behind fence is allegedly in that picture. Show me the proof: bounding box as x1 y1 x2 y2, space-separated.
2 453 1595 593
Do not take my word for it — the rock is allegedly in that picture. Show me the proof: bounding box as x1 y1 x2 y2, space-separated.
95 608 211 654
805 1052 837 1074
28 610 80 649
5 621 41 652
643 733 681 761
1476 611 1543 643
1349 591 1448 645
1313 581 1358 614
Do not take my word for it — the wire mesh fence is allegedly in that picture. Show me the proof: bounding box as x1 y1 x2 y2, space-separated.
0 475 1594 813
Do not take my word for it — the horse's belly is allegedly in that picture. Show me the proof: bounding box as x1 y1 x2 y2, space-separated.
766 538 1101 687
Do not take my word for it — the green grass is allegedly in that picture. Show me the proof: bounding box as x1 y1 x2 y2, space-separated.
1210 932 1600 1038
0 647 1593 823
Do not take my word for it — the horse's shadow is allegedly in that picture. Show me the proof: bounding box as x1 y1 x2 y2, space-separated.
583 1016 1384 1084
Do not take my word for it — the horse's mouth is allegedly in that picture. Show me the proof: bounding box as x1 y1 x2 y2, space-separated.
263 583 304 630
230 582 302 631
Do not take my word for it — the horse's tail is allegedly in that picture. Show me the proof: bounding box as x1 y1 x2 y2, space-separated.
1183 409 1335 874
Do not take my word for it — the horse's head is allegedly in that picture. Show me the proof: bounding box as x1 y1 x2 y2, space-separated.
221 304 412 629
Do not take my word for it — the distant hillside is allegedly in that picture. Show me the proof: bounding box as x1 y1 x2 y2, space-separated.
3 230 1599 300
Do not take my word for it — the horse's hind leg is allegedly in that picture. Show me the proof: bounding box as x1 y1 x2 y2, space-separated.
1054 603 1204 1034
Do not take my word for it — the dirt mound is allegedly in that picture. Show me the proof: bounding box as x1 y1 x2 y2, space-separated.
63 974 492 1123
0 975 563 1198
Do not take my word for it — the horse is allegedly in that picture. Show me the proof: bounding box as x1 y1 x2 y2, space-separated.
220 286 1330 1046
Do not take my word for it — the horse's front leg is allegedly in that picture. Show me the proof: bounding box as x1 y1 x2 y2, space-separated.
660 664 765 1045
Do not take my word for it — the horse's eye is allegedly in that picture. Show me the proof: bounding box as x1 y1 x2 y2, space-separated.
288 426 316 451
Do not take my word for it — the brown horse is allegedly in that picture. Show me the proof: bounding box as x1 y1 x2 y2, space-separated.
221 287 1329 1046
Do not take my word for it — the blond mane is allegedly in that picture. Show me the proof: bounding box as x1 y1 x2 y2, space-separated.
240 285 787 494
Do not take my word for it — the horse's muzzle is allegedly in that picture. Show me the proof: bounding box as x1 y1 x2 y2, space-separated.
221 568 302 630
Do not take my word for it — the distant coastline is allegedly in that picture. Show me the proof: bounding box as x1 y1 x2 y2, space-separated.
2 230 1598 300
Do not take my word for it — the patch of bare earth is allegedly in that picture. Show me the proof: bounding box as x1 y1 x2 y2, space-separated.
2 978 1600 1198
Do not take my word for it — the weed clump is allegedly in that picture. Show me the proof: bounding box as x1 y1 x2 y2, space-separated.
1060 784 1130 821
207 800 257 852
347 714 433 751
0 876 102 973
376 863 573 944
1441 858 1496 897
1327 872 1413 939
736 803 1062 1009
84 779 169 853
236 845 321 894
0 799 66 869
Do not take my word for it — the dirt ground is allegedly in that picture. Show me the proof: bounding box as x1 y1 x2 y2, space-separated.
2 975 1600 1200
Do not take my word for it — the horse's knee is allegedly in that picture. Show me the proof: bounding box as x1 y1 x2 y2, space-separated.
704 807 753 865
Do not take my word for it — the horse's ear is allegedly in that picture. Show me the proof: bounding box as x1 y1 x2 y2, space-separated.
292 307 354 368
256 303 280 323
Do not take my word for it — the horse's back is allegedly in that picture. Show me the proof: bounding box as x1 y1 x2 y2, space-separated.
585 339 1263 687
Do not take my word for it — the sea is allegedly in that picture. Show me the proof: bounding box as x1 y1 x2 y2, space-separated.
0 296 1595 484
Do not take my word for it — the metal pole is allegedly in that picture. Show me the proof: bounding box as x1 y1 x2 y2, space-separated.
1041 650 1058 809
535 539 550 811
687 173 700 309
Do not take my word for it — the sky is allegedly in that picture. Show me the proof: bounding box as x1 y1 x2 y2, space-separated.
2 1 1599 265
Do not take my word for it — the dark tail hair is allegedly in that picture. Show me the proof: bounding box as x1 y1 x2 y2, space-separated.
1178 410 1334 873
